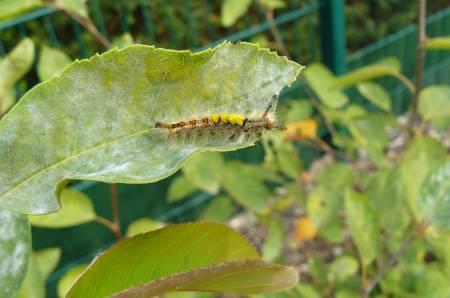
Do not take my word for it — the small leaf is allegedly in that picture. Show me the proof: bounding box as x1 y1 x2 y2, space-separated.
38 45 72 82
67 222 298 297
304 63 349 108
54 0 88 18
262 218 284 261
328 255 359 283
296 283 321 298
34 247 61 280
345 189 379 266
126 218 164 237
57 264 89 298
0 0 43 21
427 37 450 50
112 33 134 49
0 42 302 215
400 137 448 221
282 100 314 123
0 86 16 115
221 0 253 27
167 175 197 203
200 195 236 222
284 119 318 141
356 81 391 111
222 161 272 213
0 38 35 95
29 188 96 228
418 85 450 129
182 152 224 194
418 160 450 230
0 208 30 298
294 216 317 242
259 0 286 10
16 256 45 298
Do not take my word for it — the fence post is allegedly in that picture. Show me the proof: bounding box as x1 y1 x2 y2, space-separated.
319 0 347 75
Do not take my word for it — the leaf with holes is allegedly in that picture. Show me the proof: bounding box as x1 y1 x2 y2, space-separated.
67 222 298 297
0 42 302 215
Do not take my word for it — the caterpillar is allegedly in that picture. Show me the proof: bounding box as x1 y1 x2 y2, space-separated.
154 95 280 147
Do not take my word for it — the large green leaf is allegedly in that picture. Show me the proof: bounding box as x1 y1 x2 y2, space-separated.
29 188 96 228
400 137 448 221
0 208 30 298
418 85 450 129
0 0 43 21
221 0 253 27
0 42 302 215
418 160 450 230
345 189 379 267
182 152 224 194
38 45 72 82
67 222 298 297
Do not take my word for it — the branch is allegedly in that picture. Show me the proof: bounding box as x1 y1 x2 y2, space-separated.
409 0 427 127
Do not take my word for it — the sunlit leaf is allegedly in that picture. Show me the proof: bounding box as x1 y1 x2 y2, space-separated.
0 42 302 215
126 218 165 237
33 247 61 280
259 0 286 10
262 218 284 261
182 152 224 194
400 137 448 221
418 85 450 129
427 37 450 50
57 264 88 298
0 0 43 21
67 222 298 297
345 189 379 266
418 160 450 230
16 256 45 298
38 45 72 82
221 0 253 27
29 188 96 228
356 81 391 111
112 33 134 49
0 208 30 298
303 63 349 108
167 175 197 203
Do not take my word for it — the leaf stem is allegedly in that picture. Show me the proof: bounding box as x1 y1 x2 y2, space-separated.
362 220 428 297
409 0 427 127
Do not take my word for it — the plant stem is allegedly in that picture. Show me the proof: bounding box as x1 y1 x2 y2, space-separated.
409 0 427 127
110 183 122 241
52 1 112 49
95 215 115 230
363 220 428 297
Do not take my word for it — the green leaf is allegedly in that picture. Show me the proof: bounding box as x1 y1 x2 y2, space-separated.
418 160 450 230
167 175 197 203
182 152 224 194
427 37 450 50
34 247 61 280
221 0 253 27
29 188 96 228
262 218 284 261
418 85 450 129
54 0 88 18
0 0 43 21
0 42 302 215
259 0 286 10
0 38 35 95
273 135 303 179
332 57 402 89
222 161 272 213
16 256 45 298
282 100 313 123
67 222 298 297
296 283 321 298
400 137 448 221
126 218 164 237
0 208 30 298
200 195 236 222
328 256 359 283
0 86 16 115
57 264 89 298
38 45 72 82
356 81 391 111
112 33 134 49
345 189 379 266
303 63 349 108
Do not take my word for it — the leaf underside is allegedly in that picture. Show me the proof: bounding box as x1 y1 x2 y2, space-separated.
0 42 302 214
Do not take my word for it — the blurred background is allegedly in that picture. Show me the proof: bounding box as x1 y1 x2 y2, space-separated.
1 1 449 297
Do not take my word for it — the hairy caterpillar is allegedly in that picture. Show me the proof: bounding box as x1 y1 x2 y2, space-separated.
154 95 280 147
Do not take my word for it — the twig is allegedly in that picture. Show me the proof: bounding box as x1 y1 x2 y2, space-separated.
52 1 112 49
395 73 416 94
109 183 122 241
409 0 427 127
363 220 428 297
95 215 115 230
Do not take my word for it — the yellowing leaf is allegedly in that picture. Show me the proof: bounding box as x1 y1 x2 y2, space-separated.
294 216 317 242
284 119 318 141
